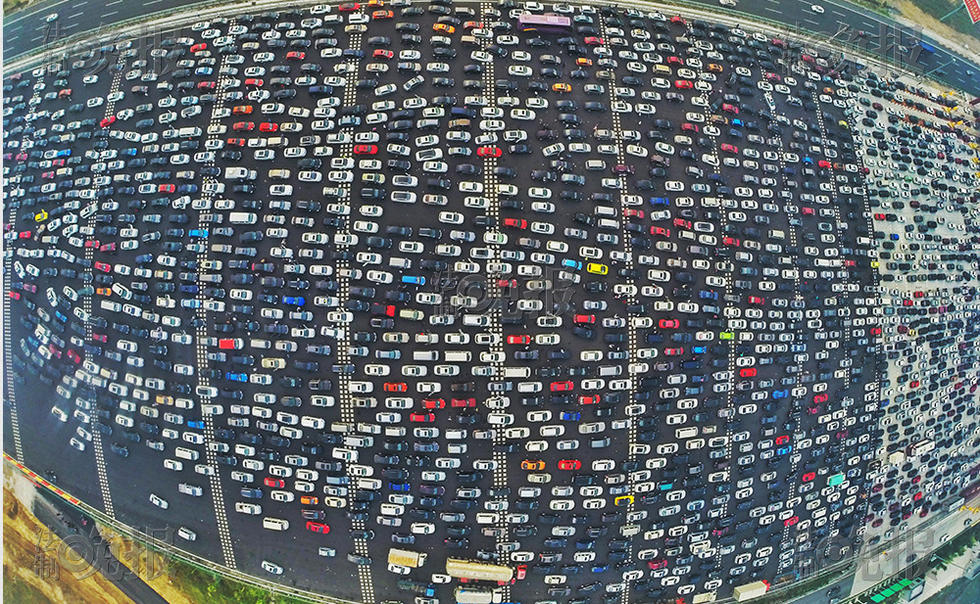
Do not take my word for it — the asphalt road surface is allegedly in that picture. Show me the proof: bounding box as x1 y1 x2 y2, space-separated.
3 0 978 96
3 1 979 604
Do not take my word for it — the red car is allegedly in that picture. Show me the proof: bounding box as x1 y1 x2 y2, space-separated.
558 459 582 471
739 367 757 378
306 521 330 534
244 78 264 86
67 349 82 364
506 335 531 345
218 338 242 350
579 395 600 405
226 137 247 146
286 51 306 60
232 121 255 131
720 143 738 154
659 319 679 329
383 382 407 393
339 1 360 10
94 261 111 273
721 103 740 114
516 564 527 580
550 381 573 392
723 236 740 246
584 36 604 45
92 333 108 343
650 226 670 237
748 296 765 305
373 49 394 58
817 159 832 169
666 55 682 65
664 347 684 356
353 144 378 155
423 398 446 409
503 217 527 229
190 43 207 52
674 80 693 89
813 393 829 404
410 412 435 423
574 314 596 324
264 477 285 488
8 291 20 300
100 116 116 128
84 239 101 249
158 184 176 193
673 218 692 229
681 122 699 132
259 122 278 132
623 209 644 219
477 146 501 157
197 81 216 90
451 398 476 408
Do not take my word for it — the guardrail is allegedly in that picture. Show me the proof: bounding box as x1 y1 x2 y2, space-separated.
3 453 358 604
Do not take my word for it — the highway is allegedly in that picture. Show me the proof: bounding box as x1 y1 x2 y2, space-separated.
3 1 978 603
3 0 978 96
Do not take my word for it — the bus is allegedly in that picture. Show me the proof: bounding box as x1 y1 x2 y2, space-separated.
445 558 513 582
517 13 571 33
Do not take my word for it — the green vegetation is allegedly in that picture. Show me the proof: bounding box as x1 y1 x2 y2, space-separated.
913 0 980 39
166 554 313 604
3 0 31 15
2 569 49 604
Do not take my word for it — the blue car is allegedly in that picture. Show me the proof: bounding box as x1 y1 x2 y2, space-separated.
692 345 707 354
283 296 305 306
560 411 581 421
772 389 788 399
776 445 792 455
187 420 205 429
401 275 425 285
225 372 247 382
649 196 670 206
55 148 71 157
698 290 718 300
189 229 208 238
561 259 583 270
389 482 411 492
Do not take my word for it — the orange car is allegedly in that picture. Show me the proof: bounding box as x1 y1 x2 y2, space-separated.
372 9 393 19
433 23 455 34
96 287 112 296
576 57 593 66
552 83 571 93
521 460 545 471
707 63 724 72
300 495 319 505
232 105 253 114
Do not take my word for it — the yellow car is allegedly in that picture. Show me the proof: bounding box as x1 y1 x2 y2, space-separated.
521 460 545 471
34 210 48 222
614 495 634 507
552 83 571 93
433 23 455 34
586 262 608 275
871 260 879 269
720 331 734 341
575 57 593 66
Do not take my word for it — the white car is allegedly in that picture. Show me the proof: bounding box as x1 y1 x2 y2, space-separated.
810 4 824 13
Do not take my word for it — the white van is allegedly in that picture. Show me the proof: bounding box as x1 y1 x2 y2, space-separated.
262 517 289 531
229 212 257 224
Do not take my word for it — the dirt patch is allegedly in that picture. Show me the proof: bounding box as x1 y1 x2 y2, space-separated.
2 487 132 604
